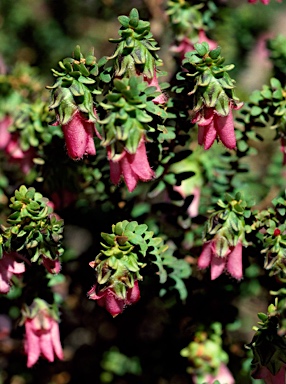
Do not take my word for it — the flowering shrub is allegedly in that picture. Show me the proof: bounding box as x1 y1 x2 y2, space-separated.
0 1 285 383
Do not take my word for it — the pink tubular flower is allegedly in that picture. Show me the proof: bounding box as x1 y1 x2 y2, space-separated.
193 104 240 150
252 365 286 384
88 280 140 317
0 252 25 293
24 300 64 368
193 363 235 384
198 240 243 280
108 138 154 192
59 109 100 160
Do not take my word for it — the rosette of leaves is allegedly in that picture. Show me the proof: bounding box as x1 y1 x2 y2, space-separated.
203 192 252 255
106 8 162 79
47 45 101 125
99 76 168 159
255 195 286 275
247 302 286 378
8 100 62 151
175 42 243 117
180 322 229 378
90 220 191 301
0 185 64 264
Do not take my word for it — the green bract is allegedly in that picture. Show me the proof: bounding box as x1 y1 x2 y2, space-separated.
99 76 167 157
107 8 162 79
175 43 242 116
47 45 101 124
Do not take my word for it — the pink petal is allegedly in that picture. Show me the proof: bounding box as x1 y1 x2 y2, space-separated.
227 241 243 280
98 290 125 317
197 242 213 269
215 111 236 150
62 111 92 159
39 330 54 362
203 120 217 150
126 140 154 181
42 258 61 274
0 276 11 293
109 160 122 185
210 255 226 280
50 320 64 360
84 122 96 156
25 321 41 368
126 280 140 305
121 156 138 192
186 186 200 218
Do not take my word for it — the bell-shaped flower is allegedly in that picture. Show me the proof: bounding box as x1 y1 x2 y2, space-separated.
198 239 243 280
192 363 235 384
88 280 140 317
193 105 240 150
108 138 154 192
23 299 64 367
58 109 100 160
0 252 26 293
252 364 286 384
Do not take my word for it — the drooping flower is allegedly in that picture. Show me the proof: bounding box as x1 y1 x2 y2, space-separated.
252 364 286 384
23 299 64 368
108 138 154 192
198 239 243 280
0 252 26 293
193 104 240 150
88 280 140 317
57 109 100 160
192 363 235 384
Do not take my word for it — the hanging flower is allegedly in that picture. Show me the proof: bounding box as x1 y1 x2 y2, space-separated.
88 280 140 317
193 104 241 150
198 239 243 280
23 299 64 368
0 252 26 293
56 109 100 160
108 138 154 192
